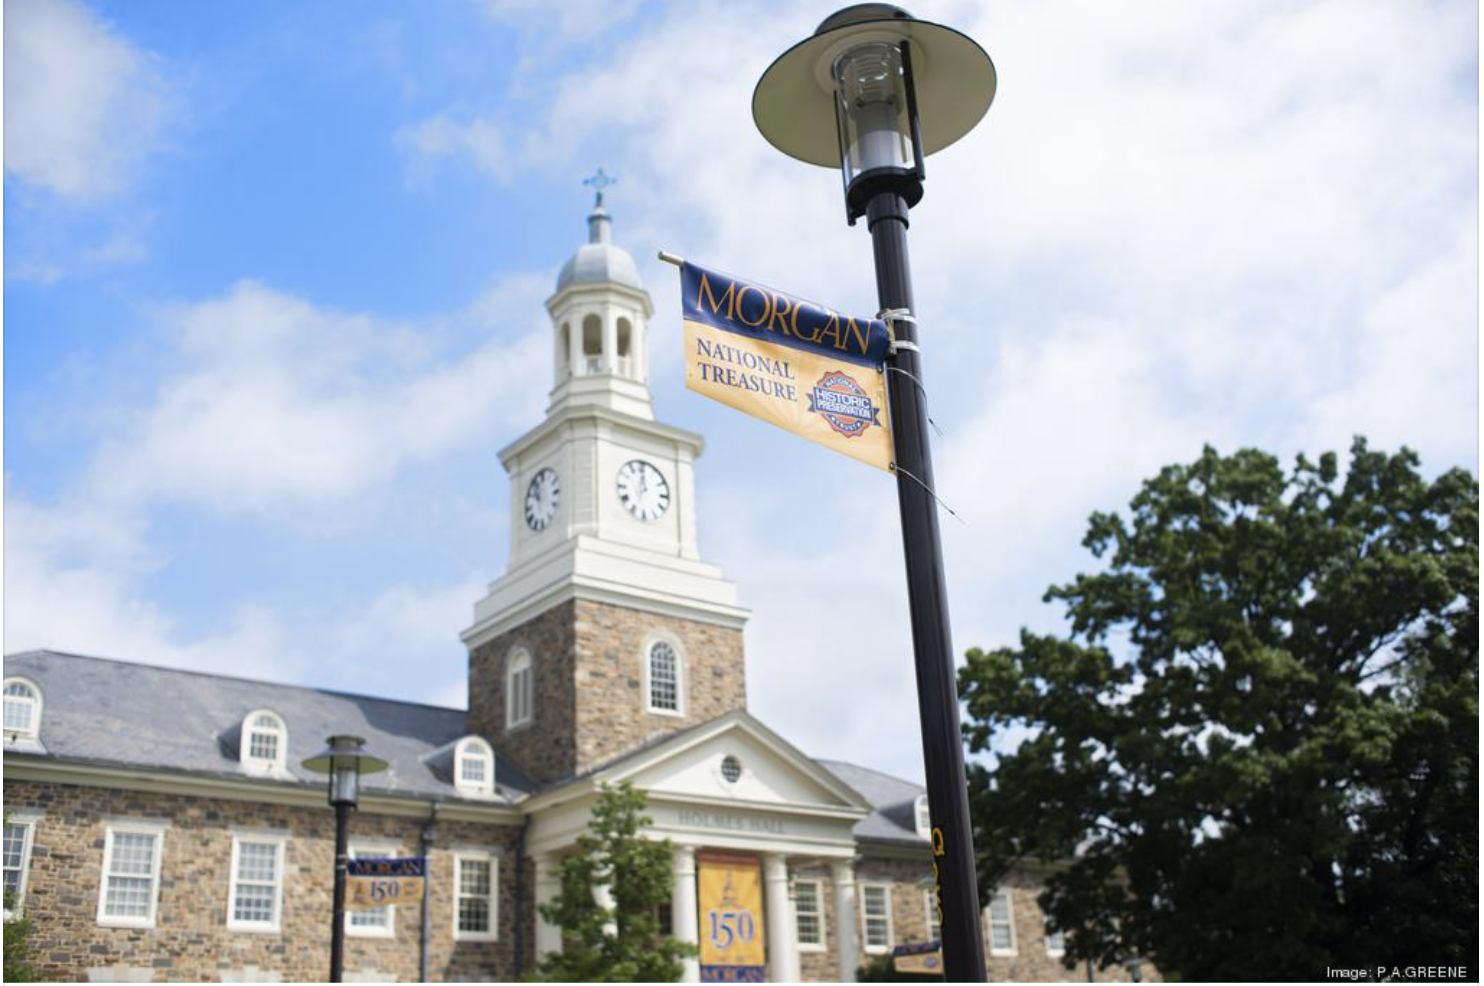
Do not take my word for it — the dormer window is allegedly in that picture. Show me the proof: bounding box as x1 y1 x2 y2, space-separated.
914 794 932 839
454 737 495 797
3 678 42 739
241 710 288 775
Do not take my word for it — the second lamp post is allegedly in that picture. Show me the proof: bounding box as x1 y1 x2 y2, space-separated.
302 734 389 983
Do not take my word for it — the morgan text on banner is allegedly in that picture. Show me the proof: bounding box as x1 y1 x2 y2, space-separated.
679 261 894 471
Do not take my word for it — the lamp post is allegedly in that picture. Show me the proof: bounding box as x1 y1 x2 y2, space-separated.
302 735 389 983
754 5 996 981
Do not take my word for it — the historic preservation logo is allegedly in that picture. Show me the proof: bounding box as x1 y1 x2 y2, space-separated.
807 369 883 437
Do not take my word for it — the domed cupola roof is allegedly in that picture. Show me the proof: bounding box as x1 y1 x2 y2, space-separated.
555 204 644 294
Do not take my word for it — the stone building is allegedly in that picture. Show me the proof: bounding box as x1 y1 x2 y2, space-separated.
3 199 1141 983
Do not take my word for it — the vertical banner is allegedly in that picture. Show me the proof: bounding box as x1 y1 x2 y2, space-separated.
679 261 895 471
697 851 766 983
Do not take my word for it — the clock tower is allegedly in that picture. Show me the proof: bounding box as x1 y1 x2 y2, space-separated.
463 190 750 785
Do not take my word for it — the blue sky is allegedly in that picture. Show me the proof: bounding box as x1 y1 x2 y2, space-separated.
4 0 1478 783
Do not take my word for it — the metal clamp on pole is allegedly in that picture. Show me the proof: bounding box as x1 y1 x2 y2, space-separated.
880 308 921 355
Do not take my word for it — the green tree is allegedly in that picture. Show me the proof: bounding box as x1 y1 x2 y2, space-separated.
958 439 1478 981
531 781 696 982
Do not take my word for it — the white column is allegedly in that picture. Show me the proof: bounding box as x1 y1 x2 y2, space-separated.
594 879 617 936
534 853 562 958
763 853 800 984
601 309 618 373
832 859 859 984
672 845 700 984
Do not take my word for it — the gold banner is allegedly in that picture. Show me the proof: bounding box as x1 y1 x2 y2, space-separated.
697 851 766 982
346 874 425 911
684 319 893 471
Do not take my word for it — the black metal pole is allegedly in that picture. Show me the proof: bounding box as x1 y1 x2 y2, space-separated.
331 801 351 983
867 190 988 983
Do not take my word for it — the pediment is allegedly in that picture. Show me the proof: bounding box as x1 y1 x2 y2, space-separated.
596 711 869 813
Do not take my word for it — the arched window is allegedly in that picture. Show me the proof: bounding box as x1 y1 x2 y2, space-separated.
558 323 571 373
240 709 288 775
454 737 495 797
645 639 683 715
506 648 534 729
3 678 41 739
616 317 633 376
582 314 602 373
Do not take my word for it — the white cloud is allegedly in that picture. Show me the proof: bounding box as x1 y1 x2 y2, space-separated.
84 278 550 516
4 484 488 703
3 0 170 200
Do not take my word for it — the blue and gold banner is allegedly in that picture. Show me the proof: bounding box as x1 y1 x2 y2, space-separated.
346 857 425 911
698 851 766 982
680 261 894 471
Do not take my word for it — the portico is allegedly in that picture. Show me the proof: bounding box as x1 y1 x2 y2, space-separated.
524 711 871 982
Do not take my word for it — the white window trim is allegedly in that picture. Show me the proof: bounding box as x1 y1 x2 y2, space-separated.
346 841 399 939
96 818 169 929
642 632 685 718
1044 915 1066 957
793 877 826 952
451 849 499 942
3 676 42 740
239 708 289 776
860 881 894 954
986 890 1017 957
913 794 932 840
3 811 41 919
453 736 496 798
505 648 534 730
226 830 287 934
923 888 941 944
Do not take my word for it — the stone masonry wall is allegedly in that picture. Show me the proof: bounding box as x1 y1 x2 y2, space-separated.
5 779 533 984
466 597 747 787
793 853 1154 983
467 600 579 786
570 598 745 775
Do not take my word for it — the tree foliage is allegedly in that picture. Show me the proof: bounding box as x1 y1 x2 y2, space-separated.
958 440 1478 981
531 781 695 982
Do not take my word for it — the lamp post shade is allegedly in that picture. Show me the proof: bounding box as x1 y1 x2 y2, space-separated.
751 3 996 169
301 734 389 807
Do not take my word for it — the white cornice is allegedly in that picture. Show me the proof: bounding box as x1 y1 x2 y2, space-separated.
499 403 703 467
4 757 522 825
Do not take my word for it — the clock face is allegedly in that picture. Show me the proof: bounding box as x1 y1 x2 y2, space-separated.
525 468 560 531
616 460 670 522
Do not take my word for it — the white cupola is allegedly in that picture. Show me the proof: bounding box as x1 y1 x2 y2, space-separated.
546 183 655 420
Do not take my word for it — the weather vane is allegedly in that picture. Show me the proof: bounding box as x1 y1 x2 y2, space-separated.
583 167 617 207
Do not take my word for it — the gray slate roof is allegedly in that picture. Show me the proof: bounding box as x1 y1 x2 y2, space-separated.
4 650 533 804
818 758 931 847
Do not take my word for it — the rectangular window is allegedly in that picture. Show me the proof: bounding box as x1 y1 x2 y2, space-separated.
97 821 166 928
861 883 893 953
987 891 1016 955
248 731 278 762
347 843 397 937
1044 916 1065 957
3 818 36 918
228 835 285 932
794 879 824 950
460 756 486 785
453 852 498 941
923 889 941 944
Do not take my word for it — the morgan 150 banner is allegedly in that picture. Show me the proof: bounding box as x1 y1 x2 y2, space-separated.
680 261 894 471
697 851 767 982
346 857 426 911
